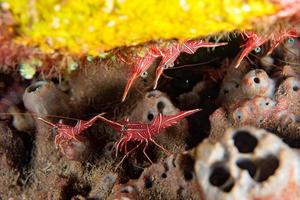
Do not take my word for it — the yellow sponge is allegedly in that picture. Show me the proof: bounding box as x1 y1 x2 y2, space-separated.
4 0 277 54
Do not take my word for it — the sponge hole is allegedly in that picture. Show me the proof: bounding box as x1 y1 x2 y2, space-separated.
256 155 279 182
209 165 234 192
236 159 256 178
233 130 258 153
236 155 279 182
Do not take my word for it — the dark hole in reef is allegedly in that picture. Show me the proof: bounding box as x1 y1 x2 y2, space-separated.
27 81 46 93
177 186 187 199
144 177 153 189
265 102 269 106
163 162 169 172
147 113 154 121
120 186 134 193
180 154 195 180
209 165 234 192
233 130 258 153
224 89 229 94
62 176 92 200
157 101 165 113
255 155 279 182
235 83 239 88
103 142 115 155
236 159 257 178
293 86 299 92
0 74 15 93
161 173 167 179
184 170 193 181
120 187 129 193
172 157 177 168
254 77 260 84
146 90 158 98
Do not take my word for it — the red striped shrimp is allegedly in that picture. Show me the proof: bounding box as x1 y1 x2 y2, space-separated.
120 40 227 102
97 108 200 166
150 40 227 89
37 113 105 148
235 29 299 68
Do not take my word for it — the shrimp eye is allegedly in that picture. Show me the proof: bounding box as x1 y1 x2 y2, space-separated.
140 71 148 78
122 125 128 131
254 47 261 53
288 38 295 44
164 62 174 69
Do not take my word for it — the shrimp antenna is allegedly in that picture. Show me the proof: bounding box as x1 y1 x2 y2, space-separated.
37 117 58 128
0 112 92 121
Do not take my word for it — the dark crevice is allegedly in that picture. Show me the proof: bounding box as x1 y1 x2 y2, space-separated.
144 177 153 189
183 170 193 181
120 188 129 193
61 176 91 200
120 186 134 193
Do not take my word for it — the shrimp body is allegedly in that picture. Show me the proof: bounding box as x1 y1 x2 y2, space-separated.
235 29 300 68
151 40 227 89
98 109 200 162
38 113 104 147
120 39 227 101
121 52 158 102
